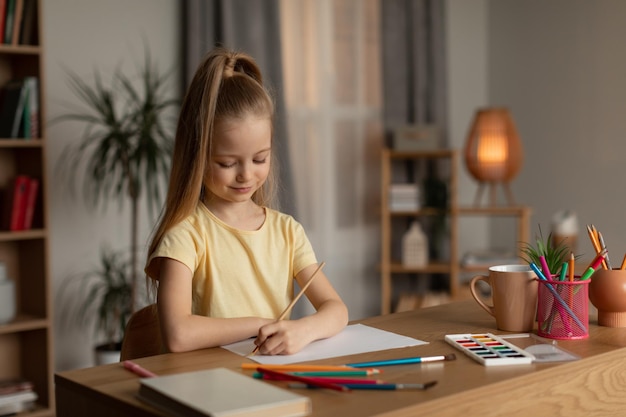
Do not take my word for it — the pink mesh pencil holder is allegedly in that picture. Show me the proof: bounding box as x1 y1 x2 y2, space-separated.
537 277 589 340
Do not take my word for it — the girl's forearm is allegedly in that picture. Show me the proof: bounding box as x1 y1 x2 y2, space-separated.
299 299 349 342
162 315 271 353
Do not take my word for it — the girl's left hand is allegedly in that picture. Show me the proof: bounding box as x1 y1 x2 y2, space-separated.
254 320 312 355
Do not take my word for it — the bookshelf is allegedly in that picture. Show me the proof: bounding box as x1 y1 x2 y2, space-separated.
0 1 54 416
380 149 459 315
380 148 530 314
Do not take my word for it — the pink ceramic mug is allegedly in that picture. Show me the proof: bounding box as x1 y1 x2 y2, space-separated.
470 265 538 332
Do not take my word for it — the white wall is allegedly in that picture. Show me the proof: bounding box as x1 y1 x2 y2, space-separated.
43 0 181 371
445 0 491 279
489 1 626 259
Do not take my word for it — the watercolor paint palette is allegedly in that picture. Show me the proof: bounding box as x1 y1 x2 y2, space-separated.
445 333 534 366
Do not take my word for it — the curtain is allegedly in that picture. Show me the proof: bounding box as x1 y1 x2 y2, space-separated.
381 0 447 133
280 0 384 320
381 0 448 301
183 0 296 215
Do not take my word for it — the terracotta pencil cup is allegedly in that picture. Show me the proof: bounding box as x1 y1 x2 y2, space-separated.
589 269 626 327
469 265 538 332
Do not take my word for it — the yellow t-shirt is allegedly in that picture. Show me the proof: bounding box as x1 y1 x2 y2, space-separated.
145 204 317 319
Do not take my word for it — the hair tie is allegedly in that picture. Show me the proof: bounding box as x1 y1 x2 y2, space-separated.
223 57 236 78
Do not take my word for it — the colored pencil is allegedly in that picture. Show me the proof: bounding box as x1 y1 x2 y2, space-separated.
598 231 612 269
587 225 606 269
241 363 381 373
256 367 351 392
254 372 382 385
345 353 456 368
123 360 157 378
288 381 437 390
621 253 626 270
253 370 379 377
530 263 586 334
249 262 326 356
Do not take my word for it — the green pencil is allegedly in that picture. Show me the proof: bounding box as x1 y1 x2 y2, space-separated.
253 370 380 378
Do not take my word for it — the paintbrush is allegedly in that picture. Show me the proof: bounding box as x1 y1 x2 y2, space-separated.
248 262 326 356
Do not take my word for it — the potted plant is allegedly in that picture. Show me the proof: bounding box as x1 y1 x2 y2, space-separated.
520 226 577 275
56 51 177 362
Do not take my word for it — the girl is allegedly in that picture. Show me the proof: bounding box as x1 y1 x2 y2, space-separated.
145 47 348 355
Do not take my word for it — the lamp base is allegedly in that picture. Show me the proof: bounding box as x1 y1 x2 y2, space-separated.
473 182 515 206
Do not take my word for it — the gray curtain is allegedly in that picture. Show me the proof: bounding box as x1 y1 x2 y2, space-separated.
183 0 296 216
381 0 447 141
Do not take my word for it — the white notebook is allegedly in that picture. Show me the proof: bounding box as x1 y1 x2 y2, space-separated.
138 367 311 417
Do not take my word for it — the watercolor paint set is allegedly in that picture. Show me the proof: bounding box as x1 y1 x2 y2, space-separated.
445 333 535 366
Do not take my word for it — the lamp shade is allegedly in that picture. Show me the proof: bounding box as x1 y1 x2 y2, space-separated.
464 108 523 183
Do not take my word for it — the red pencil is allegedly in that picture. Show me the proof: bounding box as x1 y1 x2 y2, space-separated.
257 372 381 385
256 367 351 392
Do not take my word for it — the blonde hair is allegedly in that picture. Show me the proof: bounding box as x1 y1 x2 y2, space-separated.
147 47 276 265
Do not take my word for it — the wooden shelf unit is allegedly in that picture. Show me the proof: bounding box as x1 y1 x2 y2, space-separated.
380 148 530 314
380 149 459 315
0 1 54 415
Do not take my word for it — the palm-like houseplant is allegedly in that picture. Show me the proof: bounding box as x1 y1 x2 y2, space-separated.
57 52 177 353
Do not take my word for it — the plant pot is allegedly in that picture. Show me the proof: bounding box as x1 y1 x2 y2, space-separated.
94 341 122 365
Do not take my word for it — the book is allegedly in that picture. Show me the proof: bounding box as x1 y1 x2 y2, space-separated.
3 0 14 44
0 79 27 138
18 0 36 45
0 0 7 44
5 175 29 231
21 76 38 138
10 0 22 46
22 176 38 229
0 378 33 396
0 389 37 415
137 367 311 417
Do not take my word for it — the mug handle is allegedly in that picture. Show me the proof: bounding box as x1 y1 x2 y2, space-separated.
469 275 495 317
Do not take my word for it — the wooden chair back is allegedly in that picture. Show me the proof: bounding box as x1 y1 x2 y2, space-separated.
120 304 164 361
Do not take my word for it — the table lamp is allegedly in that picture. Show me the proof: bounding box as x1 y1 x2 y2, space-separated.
464 107 523 206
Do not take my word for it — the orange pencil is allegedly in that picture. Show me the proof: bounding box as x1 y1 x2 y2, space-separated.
620 253 626 270
595 226 611 269
587 225 607 269
587 225 601 253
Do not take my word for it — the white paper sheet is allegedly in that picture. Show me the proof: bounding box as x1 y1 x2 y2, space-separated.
221 323 427 364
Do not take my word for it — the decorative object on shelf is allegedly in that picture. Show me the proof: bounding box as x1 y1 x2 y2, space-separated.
402 221 428 267
550 210 578 256
423 160 448 259
463 107 523 206
389 183 420 212
0 262 15 324
391 124 440 151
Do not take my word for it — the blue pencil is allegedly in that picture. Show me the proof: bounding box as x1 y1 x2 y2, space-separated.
289 381 438 390
345 353 456 368
529 263 587 333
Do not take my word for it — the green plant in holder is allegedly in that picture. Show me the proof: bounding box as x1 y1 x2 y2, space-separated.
520 226 576 276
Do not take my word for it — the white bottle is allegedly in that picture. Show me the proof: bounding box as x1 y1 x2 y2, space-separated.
0 262 16 324
402 222 428 267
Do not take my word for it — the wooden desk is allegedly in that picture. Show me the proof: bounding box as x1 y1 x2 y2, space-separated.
55 300 626 417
